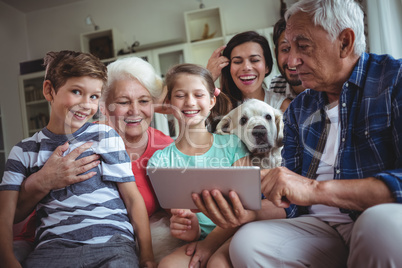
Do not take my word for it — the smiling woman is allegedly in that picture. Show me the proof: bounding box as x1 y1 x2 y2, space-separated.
100 56 174 216
219 31 273 109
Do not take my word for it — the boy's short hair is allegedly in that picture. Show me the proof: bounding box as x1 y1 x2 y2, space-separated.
43 50 107 93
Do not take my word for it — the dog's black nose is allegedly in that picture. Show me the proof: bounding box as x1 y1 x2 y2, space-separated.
252 125 267 138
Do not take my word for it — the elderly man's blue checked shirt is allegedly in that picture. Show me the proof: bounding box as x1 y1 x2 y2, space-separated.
282 52 402 220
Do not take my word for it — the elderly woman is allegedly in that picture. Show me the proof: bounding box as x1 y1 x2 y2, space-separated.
99 56 173 216
12 56 176 263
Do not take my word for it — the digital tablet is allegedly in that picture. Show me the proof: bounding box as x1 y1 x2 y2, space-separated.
147 166 261 210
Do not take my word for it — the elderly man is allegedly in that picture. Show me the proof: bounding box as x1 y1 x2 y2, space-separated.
192 0 402 267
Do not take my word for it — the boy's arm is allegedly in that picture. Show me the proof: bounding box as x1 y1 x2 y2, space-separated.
15 142 100 223
0 190 22 268
118 181 155 267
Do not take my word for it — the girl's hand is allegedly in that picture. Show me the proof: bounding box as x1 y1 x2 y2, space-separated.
170 209 200 241
185 240 216 268
140 260 157 268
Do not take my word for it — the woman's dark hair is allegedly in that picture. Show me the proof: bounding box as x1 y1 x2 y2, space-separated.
164 63 232 132
220 31 273 108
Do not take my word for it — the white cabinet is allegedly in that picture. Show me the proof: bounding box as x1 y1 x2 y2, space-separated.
19 71 50 138
184 7 225 43
150 44 189 139
80 28 123 60
152 43 189 78
123 43 189 77
184 7 226 67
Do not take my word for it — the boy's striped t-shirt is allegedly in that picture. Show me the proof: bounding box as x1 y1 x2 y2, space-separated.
1 123 135 247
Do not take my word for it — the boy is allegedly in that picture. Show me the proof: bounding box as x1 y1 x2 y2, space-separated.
0 51 154 268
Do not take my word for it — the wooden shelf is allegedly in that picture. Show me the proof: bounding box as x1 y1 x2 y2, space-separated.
19 71 50 138
80 28 123 59
184 7 226 68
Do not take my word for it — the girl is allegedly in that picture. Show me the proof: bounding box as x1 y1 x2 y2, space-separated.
148 63 251 268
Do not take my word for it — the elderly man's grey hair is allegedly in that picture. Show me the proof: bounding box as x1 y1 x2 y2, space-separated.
285 0 366 56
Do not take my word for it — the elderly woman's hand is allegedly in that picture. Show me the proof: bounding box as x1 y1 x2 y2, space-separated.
15 142 100 222
32 142 100 192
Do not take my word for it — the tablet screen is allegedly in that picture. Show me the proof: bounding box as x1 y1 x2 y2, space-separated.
147 166 261 210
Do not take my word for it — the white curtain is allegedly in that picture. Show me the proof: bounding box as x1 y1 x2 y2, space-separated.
366 0 402 59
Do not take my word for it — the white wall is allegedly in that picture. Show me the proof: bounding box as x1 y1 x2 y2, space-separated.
0 2 28 155
25 0 281 59
0 0 281 155
367 0 402 59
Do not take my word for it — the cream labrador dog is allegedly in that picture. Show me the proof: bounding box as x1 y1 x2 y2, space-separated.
216 99 284 169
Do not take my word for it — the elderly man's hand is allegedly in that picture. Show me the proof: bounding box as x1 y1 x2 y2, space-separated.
261 167 318 208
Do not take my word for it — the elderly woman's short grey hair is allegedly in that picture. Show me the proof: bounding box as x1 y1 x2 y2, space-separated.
101 56 163 104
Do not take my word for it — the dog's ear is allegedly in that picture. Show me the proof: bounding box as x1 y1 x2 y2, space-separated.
274 109 284 146
215 115 234 134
